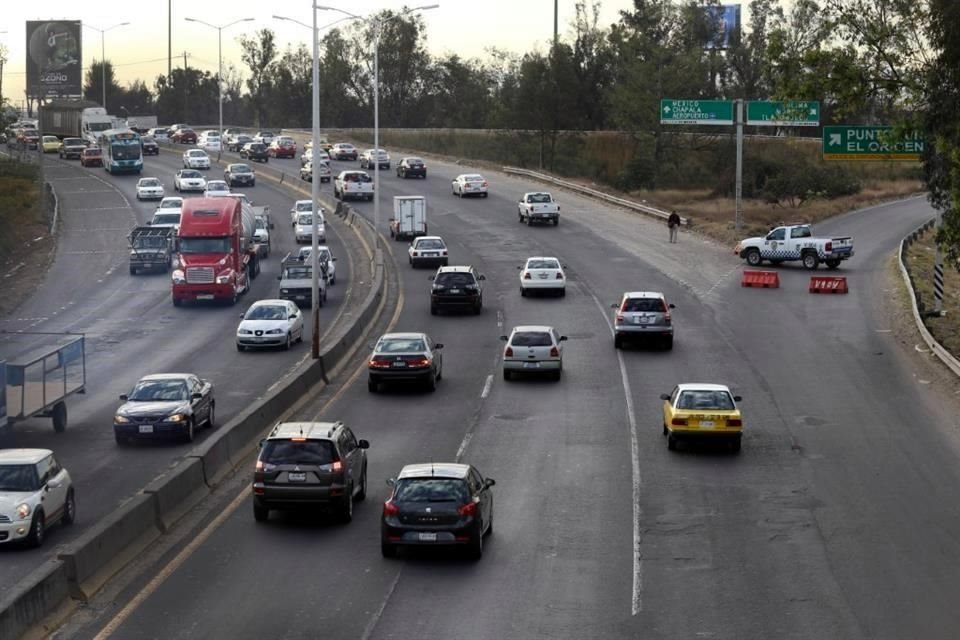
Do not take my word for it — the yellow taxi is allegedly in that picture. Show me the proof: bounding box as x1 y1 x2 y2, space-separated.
661 383 743 453
41 135 61 153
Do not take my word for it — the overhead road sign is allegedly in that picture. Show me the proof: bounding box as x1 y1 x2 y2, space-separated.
746 101 820 127
660 99 734 126
822 126 924 161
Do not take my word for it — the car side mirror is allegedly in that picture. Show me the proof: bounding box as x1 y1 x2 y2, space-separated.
434 343 444 349
258 438 265 449
733 395 743 402
499 335 508 341
484 478 496 488
119 394 128 401
428 275 435 280
191 392 203 400
669 303 676 309
146 220 152 225
610 303 619 309
331 257 337 261
277 275 282 280
478 275 486 280
659 394 671 401
516 265 522 270
358 439 370 449
288 314 297 320
385 478 396 487
559 336 568 341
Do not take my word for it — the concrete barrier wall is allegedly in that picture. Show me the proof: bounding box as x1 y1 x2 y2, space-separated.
0 560 70 640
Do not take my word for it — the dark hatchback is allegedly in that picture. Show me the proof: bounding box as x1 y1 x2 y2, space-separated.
367 332 443 393
397 157 427 179
141 136 160 155
172 129 198 144
113 373 215 445
381 463 495 559
430 266 485 315
241 142 270 163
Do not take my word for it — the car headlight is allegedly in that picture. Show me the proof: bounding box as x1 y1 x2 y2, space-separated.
172 270 185 284
115 415 131 423
167 414 187 423
265 328 282 335
280 288 289 294
16 503 31 520
216 274 232 284
239 329 253 335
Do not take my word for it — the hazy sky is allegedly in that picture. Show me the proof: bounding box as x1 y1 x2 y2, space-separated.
2 1 635 109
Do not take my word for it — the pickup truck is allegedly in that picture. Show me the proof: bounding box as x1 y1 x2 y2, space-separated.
518 192 560 226
735 224 854 270
129 226 174 275
334 170 374 201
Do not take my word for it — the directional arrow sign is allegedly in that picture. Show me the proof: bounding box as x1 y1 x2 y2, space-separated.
746 100 820 127
660 99 734 126
822 126 925 161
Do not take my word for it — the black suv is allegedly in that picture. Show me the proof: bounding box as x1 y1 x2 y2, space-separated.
241 142 270 163
381 462 495 559
430 265 485 315
252 421 369 523
225 163 255 187
141 136 160 155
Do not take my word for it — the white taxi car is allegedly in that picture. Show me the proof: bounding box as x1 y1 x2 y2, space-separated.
135 177 165 201
236 299 304 351
500 325 567 381
519 256 566 297
183 149 211 169
451 173 489 198
0 449 75 547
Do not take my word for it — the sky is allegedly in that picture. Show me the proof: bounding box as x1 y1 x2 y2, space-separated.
1 0 635 110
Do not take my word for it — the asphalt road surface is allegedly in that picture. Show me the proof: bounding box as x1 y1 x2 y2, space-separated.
0 150 362 595
57 148 960 640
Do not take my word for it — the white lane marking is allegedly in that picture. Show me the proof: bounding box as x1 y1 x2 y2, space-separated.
875 329 892 333
480 373 493 399
359 567 404 640
455 431 474 462
496 309 503 331
588 291 643 616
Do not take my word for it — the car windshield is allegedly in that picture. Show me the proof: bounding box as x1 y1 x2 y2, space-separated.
153 213 181 225
295 202 313 212
179 237 230 253
112 144 140 160
528 193 552 203
231 165 251 173
394 478 468 503
128 379 188 401
84 149 102 156
406 158 423 164
158 199 182 209
435 273 475 287
464 174 484 181
676 390 735 411
139 179 160 187
297 214 313 225
188 150 206 157
283 266 311 279
377 338 426 353
511 331 553 347
260 440 335 465
250 144 266 151
246 305 288 320
621 298 665 312
416 239 445 250
180 170 201 179
143 137 156 143
342 173 371 183
527 259 559 269
206 182 228 191
64 138 83 145
43 136 58 143
0 465 40 492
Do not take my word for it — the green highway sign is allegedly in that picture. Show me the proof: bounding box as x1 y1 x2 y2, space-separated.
822 126 925 161
660 99 734 125
747 100 819 127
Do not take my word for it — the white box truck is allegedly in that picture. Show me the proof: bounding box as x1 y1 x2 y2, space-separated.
390 195 428 241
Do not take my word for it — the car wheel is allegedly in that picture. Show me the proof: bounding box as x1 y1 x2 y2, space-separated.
745 249 762 267
664 336 674 351
253 502 269 523
552 369 562 382
825 258 841 269
237 343 245 352
356 464 368 501
520 286 527 297
284 333 292 350
430 304 438 316
340 485 353 523
730 436 742 454
26 510 45 548
482 192 488 198
503 369 511 381
381 541 397 558
207 403 215 429
559 288 566 297
663 423 669 436
130 266 137 275
667 434 678 451
614 334 623 350
802 252 820 270
426 371 437 392
473 303 482 315
62 489 76 525
251 180 256 187
554 218 559 226
468 527 483 560
183 419 195 443
368 378 378 393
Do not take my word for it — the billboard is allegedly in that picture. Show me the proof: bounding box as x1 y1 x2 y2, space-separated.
26 20 82 98
706 4 741 50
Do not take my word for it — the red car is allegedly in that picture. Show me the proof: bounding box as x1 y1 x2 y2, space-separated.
268 137 297 158
172 129 198 145
80 147 104 167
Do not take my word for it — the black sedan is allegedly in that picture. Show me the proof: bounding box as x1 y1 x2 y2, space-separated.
225 163 256 187
367 332 443 393
397 157 427 179
240 142 270 163
381 463 495 559
227 134 254 152
113 373 215 445
141 136 160 155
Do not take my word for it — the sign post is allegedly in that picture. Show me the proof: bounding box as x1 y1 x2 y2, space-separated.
822 126 924 161
735 99 743 232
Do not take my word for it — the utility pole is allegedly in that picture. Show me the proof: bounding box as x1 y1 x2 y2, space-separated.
934 211 945 316
182 50 188 121
168 0 173 79
734 99 743 232
553 0 558 46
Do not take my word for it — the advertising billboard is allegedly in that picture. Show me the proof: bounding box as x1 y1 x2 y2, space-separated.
706 4 741 50
26 20 82 98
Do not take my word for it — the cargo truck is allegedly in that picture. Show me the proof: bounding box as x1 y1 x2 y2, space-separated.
39 99 114 144
389 195 428 240
171 197 263 307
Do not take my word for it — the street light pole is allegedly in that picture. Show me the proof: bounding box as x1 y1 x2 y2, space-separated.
83 23 129 111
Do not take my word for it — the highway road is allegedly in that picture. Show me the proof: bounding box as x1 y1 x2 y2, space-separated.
55 147 960 640
0 149 364 596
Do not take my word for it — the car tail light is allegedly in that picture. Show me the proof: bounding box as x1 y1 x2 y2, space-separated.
505 346 513 357
549 346 560 357
458 501 477 517
825 241 832 252
727 419 742 427
615 313 624 324
383 500 400 517
523 272 531 279
555 272 563 279
408 357 431 367
412 251 419 257
441 250 447 255
482 181 488 187
332 460 343 472
671 417 688 426
255 459 264 471
369 356 393 369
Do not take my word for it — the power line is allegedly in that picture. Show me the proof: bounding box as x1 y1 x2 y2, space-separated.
4 54 192 75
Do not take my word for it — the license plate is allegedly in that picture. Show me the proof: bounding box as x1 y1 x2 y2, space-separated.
699 420 714 427
288 472 306 481
419 532 437 542
638 317 652 324
295 295 306 300
197 294 214 300
538 273 548 279
449 289 461 294
138 425 154 434
143 263 153 268
392 361 408 368
524 362 540 368
425 252 437 256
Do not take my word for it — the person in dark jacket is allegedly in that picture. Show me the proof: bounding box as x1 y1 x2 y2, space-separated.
668 210 681 243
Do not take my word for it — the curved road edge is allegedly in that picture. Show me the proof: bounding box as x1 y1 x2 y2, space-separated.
0 193 394 640
899 217 960 377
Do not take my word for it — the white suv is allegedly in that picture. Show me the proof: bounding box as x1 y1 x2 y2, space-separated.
0 449 75 547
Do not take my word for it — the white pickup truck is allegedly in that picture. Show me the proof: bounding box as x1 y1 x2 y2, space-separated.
736 224 854 270
518 191 560 226
334 170 374 202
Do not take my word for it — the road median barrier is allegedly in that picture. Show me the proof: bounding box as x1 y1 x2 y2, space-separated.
809 276 848 294
0 559 70 640
741 270 780 289
142 457 209 532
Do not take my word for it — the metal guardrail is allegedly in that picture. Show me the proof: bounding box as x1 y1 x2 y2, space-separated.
500 166 688 226
898 218 960 378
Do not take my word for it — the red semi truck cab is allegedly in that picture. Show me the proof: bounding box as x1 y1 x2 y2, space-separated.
171 197 260 306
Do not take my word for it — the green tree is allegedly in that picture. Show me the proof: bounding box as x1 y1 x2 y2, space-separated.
154 67 219 125
238 28 279 127
271 44 312 128
83 61 123 107
319 28 361 127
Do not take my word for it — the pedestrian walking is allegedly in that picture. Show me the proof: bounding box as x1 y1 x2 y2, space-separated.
668 210 681 243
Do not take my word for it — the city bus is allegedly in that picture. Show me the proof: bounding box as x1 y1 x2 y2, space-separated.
98 128 143 174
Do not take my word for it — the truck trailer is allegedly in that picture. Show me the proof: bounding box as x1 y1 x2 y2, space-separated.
39 99 114 144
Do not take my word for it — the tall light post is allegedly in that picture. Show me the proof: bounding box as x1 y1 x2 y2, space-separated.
273 11 359 359
184 17 254 158
315 4 439 250
83 23 130 110
0 31 8 114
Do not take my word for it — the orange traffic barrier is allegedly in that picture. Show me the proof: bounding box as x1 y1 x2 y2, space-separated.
809 276 848 294
741 270 780 288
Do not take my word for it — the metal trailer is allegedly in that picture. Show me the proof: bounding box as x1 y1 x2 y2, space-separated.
0 332 86 433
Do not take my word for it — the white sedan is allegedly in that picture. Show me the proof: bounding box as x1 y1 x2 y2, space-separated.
301 148 330 166
294 211 326 244
174 169 206 192
200 134 221 152
156 196 183 213
183 149 211 169
290 199 315 226
236 299 304 351
500 325 568 381
135 177 165 201
204 180 230 196
408 236 449 268
519 256 567 297
298 245 337 284
451 173 488 198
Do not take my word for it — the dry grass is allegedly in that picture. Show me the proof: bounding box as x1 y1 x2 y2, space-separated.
0 172 55 318
905 230 960 357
